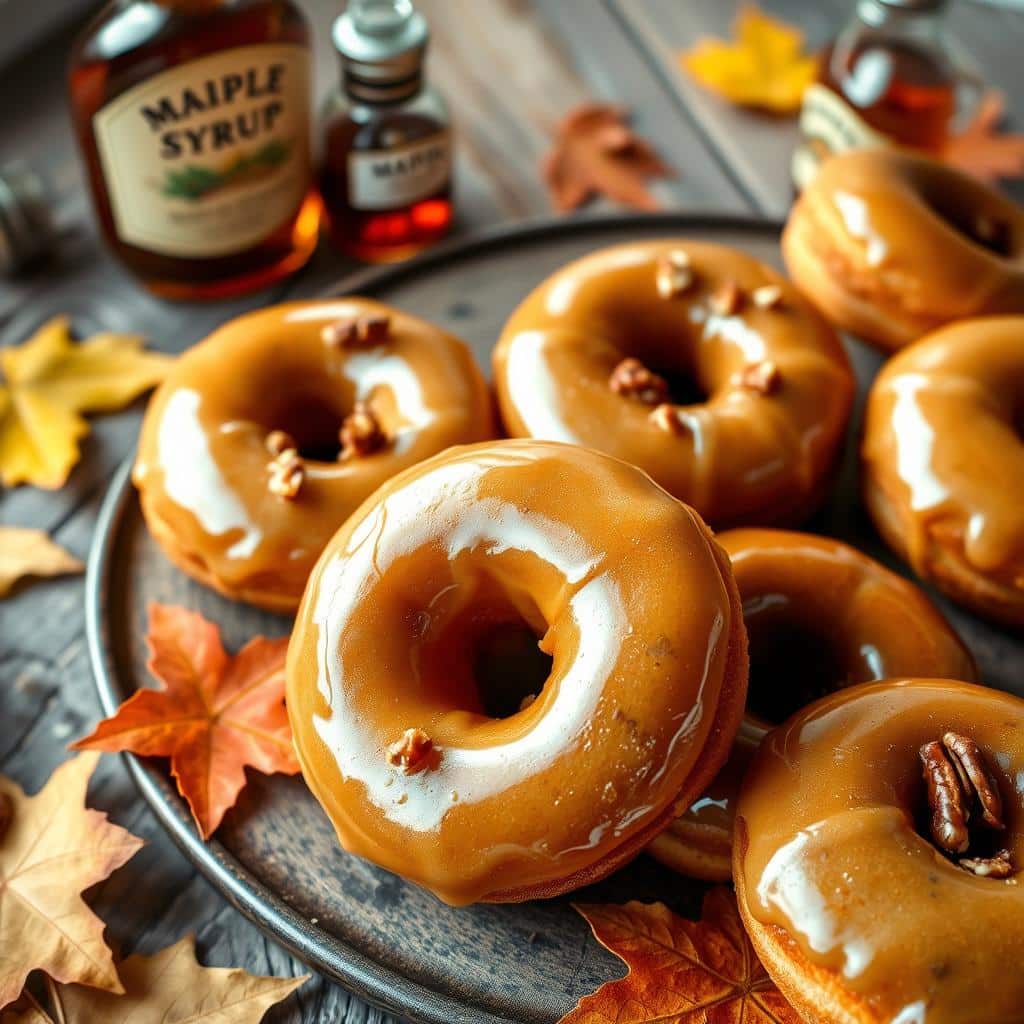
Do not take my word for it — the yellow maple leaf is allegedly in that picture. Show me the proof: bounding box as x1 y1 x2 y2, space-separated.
0 526 83 598
680 5 817 114
0 316 171 489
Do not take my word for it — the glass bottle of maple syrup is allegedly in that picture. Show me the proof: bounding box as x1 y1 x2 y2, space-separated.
792 0 972 190
68 0 319 300
320 0 453 263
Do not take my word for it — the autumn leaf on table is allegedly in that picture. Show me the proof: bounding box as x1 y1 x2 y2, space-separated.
0 315 171 489
73 603 298 839
0 752 144 1009
1 935 307 1024
0 526 83 597
542 103 673 212
943 90 1024 184
680 5 816 114
561 888 800 1023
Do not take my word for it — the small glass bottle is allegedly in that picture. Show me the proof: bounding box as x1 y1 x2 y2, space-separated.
68 0 319 300
792 0 973 191
320 0 453 263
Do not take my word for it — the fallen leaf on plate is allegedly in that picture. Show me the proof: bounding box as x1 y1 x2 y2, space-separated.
943 90 1024 183
680 5 816 114
0 526 83 598
0 752 144 1009
1 935 307 1023
542 103 673 212
560 888 800 1023
73 603 298 839
0 316 171 489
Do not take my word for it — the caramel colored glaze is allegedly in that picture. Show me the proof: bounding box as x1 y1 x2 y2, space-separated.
784 148 1024 352
133 299 495 612
649 529 975 881
492 240 854 529
736 679 1024 1024
286 440 749 906
862 316 1024 626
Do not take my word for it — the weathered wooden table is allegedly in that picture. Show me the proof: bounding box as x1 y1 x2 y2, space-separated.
2 1 1022 1021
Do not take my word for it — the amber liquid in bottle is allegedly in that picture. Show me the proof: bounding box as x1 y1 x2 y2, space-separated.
320 106 452 264
821 37 957 151
68 0 320 300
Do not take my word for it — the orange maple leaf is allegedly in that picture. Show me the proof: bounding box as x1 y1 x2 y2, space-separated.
73 603 298 839
943 90 1024 184
542 103 673 212
561 888 800 1023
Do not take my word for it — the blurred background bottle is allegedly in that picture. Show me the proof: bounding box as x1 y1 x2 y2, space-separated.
320 0 453 263
68 0 319 300
792 0 978 190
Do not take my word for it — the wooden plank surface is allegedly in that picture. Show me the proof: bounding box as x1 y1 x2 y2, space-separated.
0 1 748 1021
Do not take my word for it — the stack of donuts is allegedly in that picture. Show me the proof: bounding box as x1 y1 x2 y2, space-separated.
133 147 1024 1022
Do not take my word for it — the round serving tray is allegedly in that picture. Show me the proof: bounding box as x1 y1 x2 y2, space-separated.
85 212 1024 1024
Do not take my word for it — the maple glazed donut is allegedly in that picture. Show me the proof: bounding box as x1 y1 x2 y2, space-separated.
734 679 1024 1024
783 148 1024 351
493 240 854 528
647 528 976 882
133 299 494 613
286 439 749 905
862 316 1024 626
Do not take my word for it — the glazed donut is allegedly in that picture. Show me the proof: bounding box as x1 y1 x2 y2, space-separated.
286 439 748 905
493 241 854 528
648 529 975 882
862 316 1024 626
734 679 1024 1024
784 148 1024 351
134 299 494 612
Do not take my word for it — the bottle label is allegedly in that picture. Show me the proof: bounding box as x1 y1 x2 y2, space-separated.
92 44 311 259
347 131 451 211
792 82 889 190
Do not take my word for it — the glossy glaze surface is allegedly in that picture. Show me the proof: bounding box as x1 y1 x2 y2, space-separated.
784 149 1024 350
134 299 494 610
492 240 854 528
661 530 975 852
286 440 745 905
863 316 1024 618
737 679 1024 1024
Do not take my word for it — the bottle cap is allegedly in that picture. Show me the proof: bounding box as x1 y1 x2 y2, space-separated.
0 162 57 275
332 0 428 99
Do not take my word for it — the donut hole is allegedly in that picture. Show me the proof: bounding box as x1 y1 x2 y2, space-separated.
744 610 850 725
924 194 1016 257
262 393 347 461
473 620 554 719
652 364 707 406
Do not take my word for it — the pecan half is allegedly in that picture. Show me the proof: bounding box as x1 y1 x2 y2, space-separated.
709 280 742 316
339 401 387 460
738 360 781 395
267 447 304 499
961 848 1014 879
609 357 669 405
943 731 1004 830
387 727 435 774
921 739 970 854
265 429 297 456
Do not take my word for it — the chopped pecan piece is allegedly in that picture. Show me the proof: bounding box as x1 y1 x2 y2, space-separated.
738 360 781 395
608 357 669 405
655 251 694 299
709 280 742 316
339 401 387 460
649 402 685 435
751 284 783 310
960 848 1014 879
267 447 304 499
322 314 392 348
265 429 297 456
387 727 435 774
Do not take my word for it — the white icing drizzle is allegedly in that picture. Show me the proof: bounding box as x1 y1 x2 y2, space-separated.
834 190 889 267
155 389 263 560
311 454 626 833
501 330 580 443
884 373 950 511
343 351 435 455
